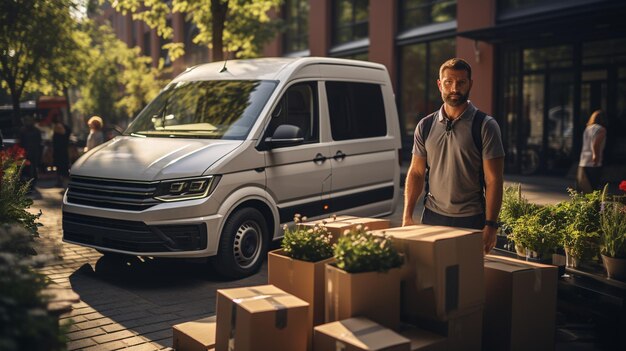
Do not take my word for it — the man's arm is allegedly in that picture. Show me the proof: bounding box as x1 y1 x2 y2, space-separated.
483 156 504 254
403 155 427 226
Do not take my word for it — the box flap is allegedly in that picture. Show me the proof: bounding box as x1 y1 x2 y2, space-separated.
217 285 308 314
315 317 410 350
484 255 556 273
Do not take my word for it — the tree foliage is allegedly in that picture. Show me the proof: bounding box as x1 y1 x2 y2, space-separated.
108 0 283 62
72 20 167 125
0 0 82 124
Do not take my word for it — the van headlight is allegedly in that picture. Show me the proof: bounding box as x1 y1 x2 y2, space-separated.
154 176 220 202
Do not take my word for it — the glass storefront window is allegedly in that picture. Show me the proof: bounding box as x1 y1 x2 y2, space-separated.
332 0 369 45
583 38 626 65
283 0 309 53
399 38 455 141
498 0 570 13
399 0 456 31
523 45 572 71
338 52 369 61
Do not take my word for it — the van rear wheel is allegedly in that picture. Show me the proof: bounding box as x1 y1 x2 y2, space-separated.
213 207 268 279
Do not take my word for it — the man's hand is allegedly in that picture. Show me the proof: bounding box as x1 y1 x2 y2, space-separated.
483 226 498 254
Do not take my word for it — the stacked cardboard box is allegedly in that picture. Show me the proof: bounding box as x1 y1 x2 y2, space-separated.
300 215 390 243
268 249 334 350
314 317 410 351
215 285 309 351
483 255 558 351
371 225 485 350
172 316 217 351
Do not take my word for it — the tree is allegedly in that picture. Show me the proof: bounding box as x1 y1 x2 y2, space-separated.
0 0 81 127
72 20 166 125
108 0 283 62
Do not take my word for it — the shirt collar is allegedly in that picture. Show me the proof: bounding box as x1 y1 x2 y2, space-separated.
437 101 477 122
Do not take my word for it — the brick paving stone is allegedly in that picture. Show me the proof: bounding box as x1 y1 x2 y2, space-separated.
84 311 106 320
120 336 152 347
123 314 179 329
124 343 162 351
67 337 98 350
132 321 173 335
140 329 172 343
66 327 107 341
101 323 126 333
74 317 116 330
83 340 127 351
92 330 136 344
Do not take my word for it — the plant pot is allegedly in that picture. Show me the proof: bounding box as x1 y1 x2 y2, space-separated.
515 244 527 258
564 247 580 269
268 249 334 351
601 254 626 281
525 250 553 264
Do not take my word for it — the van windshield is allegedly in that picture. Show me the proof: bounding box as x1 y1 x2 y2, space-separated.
124 80 277 140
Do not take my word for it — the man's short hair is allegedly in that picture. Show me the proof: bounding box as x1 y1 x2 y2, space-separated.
439 58 472 80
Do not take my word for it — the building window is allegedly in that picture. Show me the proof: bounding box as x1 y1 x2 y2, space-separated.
498 0 570 13
338 52 368 61
399 38 456 145
143 31 151 58
283 0 309 54
185 22 208 65
332 0 369 45
399 0 456 31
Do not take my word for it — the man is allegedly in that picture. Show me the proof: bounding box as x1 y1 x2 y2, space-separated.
403 58 505 254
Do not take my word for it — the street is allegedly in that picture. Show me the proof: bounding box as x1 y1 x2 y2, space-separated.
32 171 573 350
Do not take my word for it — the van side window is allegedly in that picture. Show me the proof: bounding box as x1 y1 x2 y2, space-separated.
326 81 386 140
267 82 318 144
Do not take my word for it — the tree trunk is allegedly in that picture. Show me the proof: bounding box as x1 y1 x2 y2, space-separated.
210 0 228 62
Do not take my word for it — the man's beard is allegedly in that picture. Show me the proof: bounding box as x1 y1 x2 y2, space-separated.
443 91 470 107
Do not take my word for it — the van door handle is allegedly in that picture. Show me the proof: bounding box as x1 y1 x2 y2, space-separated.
313 153 327 165
333 151 346 161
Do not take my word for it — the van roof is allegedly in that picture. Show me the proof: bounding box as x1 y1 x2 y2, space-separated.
171 57 386 82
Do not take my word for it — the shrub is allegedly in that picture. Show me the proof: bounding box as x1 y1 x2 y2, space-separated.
0 149 41 236
281 214 333 262
600 185 626 258
558 188 602 261
333 226 403 273
500 184 540 236
508 206 560 259
0 224 68 351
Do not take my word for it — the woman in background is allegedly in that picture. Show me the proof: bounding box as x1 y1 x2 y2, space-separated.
84 115 104 152
576 110 607 193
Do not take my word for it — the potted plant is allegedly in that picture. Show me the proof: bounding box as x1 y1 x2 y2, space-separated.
508 205 560 263
325 225 404 329
500 184 540 257
267 214 334 349
558 189 602 269
600 184 626 281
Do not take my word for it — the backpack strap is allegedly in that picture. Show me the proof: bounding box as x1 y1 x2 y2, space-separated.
472 110 487 210
420 112 436 205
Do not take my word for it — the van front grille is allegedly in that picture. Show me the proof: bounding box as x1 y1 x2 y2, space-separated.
67 176 160 211
62 212 207 252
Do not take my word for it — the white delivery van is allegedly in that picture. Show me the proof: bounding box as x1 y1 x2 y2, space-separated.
62 57 401 278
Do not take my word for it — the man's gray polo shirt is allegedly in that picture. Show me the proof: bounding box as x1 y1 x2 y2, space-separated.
412 102 505 217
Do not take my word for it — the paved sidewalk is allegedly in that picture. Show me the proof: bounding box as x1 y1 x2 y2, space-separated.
29 170 581 350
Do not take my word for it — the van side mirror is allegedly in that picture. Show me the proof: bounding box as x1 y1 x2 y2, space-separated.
264 124 304 149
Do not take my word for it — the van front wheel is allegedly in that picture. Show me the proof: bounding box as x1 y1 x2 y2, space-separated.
213 207 268 279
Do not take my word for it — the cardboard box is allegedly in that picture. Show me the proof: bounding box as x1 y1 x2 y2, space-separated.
314 317 410 351
414 305 483 351
301 216 390 243
397 325 446 351
372 225 484 322
215 285 309 351
172 316 216 351
325 264 402 329
483 255 558 351
268 249 334 350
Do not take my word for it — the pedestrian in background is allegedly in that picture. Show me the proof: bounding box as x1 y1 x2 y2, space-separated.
18 115 42 188
576 109 606 193
84 115 104 152
52 114 71 187
403 58 505 254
